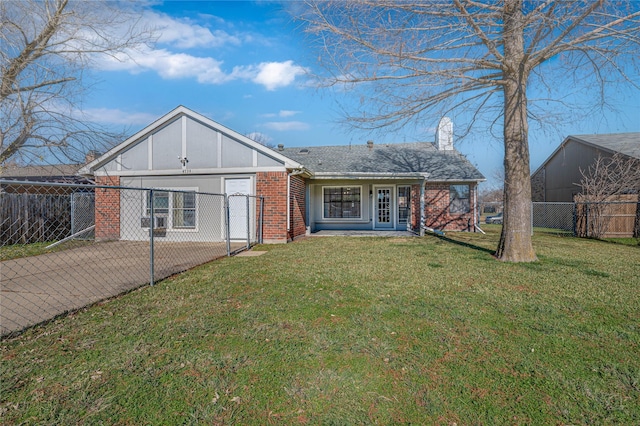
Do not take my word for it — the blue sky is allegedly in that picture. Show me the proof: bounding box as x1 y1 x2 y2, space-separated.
83 1 640 189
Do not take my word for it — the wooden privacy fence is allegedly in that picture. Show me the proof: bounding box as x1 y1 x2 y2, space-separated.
1 193 74 245
574 195 640 238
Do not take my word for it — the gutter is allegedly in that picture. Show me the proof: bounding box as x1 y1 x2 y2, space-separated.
311 172 430 180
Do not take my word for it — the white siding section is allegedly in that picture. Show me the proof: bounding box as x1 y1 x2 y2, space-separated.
186 117 218 169
119 175 225 242
221 134 253 167
152 119 182 170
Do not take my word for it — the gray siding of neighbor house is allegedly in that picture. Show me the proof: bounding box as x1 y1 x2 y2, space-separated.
95 115 285 174
543 140 610 202
308 179 419 232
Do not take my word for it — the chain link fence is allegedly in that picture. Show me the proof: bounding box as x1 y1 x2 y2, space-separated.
1 180 264 336
532 202 575 232
479 200 639 239
531 201 639 237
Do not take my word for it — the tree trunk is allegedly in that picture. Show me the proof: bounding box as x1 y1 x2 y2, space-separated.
495 0 537 262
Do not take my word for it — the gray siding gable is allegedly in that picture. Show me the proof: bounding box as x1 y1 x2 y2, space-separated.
81 106 300 176
570 133 640 160
532 132 640 177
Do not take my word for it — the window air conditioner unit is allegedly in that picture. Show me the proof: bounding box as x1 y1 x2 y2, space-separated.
141 216 167 229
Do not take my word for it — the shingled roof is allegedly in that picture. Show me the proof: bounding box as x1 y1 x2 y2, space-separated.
0 164 90 184
569 133 640 160
280 142 484 181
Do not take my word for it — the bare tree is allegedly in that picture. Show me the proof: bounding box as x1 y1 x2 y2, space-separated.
0 0 154 166
293 0 640 262
246 132 276 149
577 153 640 238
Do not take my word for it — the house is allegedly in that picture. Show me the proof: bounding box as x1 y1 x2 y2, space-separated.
79 106 484 243
531 133 640 202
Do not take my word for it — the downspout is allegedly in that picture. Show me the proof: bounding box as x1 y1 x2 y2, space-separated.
287 173 290 240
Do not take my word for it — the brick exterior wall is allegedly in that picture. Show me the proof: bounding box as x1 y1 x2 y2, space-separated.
531 168 545 202
289 174 307 240
256 171 288 243
424 182 477 231
95 175 120 241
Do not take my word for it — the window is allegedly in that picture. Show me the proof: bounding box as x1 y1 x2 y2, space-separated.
173 192 196 228
146 190 197 229
323 187 361 219
450 184 470 214
147 191 169 215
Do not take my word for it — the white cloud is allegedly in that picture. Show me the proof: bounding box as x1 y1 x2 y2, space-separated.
80 108 158 126
92 11 307 90
263 121 310 131
145 11 241 49
279 110 300 117
251 61 308 91
98 48 230 83
261 110 301 118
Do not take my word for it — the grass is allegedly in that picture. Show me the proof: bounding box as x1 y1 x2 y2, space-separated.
603 237 640 247
0 239 93 261
2 229 639 424
0 241 56 261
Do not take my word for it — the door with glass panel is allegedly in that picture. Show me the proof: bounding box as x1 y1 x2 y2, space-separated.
374 187 394 229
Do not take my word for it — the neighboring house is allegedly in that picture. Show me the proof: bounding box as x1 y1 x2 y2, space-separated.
79 106 484 244
1 164 95 244
0 164 92 194
531 133 640 202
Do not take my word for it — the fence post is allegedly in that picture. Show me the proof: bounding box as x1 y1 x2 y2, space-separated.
225 194 231 256
573 202 577 236
246 195 251 249
586 202 589 238
259 196 264 244
149 189 155 286
531 201 534 236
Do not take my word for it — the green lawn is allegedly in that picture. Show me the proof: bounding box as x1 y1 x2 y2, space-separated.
2 229 639 424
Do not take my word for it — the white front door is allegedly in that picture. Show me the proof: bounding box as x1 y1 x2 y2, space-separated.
225 178 251 240
374 187 394 229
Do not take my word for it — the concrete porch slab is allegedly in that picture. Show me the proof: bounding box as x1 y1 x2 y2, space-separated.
310 230 417 237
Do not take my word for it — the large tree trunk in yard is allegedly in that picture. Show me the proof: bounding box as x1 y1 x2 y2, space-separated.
496 0 537 262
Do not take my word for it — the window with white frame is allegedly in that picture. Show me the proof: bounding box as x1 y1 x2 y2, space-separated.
449 184 470 214
323 186 361 219
146 189 197 229
172 192 196 228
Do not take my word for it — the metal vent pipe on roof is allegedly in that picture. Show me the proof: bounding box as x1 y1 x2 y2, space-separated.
367 140 374 151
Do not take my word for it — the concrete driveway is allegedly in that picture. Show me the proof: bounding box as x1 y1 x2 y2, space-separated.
1 240 245 336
